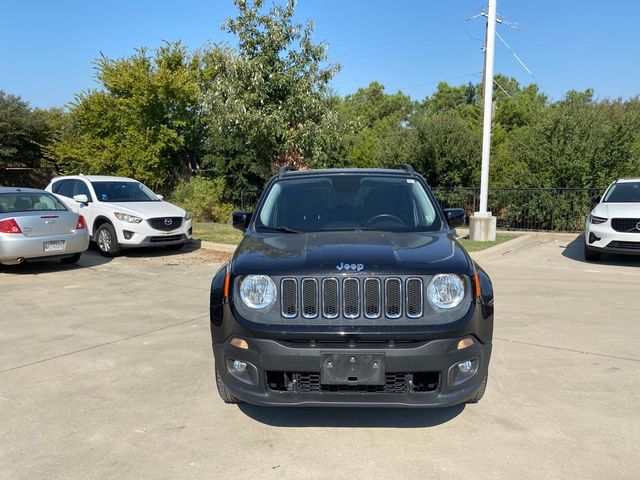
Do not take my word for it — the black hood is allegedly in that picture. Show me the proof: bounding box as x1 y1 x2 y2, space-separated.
232 231 471 276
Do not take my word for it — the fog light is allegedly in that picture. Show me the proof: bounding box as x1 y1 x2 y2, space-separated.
232 360 247 373
230 337 249 350
123 230 134 240
457 360 473 373
457 337 475 350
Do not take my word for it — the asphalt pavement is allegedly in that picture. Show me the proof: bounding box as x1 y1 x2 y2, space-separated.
1 236 638 480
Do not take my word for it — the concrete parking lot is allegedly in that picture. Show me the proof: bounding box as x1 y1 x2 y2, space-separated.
1 236 639 480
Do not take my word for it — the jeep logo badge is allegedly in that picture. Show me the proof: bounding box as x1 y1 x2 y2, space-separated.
336 262 364 272
164 218 173 226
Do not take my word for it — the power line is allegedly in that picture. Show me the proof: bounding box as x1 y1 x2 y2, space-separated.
399 71 482 91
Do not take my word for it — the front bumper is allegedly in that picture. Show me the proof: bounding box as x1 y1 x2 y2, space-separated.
0 230 89 263
585 223 640 255
115 219 193 247
214 336 491 407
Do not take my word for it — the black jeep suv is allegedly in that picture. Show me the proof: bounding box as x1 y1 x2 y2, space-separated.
210 165 494 407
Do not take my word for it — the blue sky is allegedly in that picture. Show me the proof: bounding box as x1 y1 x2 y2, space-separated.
2 0 639 108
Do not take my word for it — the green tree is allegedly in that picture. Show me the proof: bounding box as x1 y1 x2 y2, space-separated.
47 42 208 192
0 91 57 169
202 0 346 201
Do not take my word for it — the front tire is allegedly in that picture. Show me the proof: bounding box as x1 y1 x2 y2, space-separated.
584 243 601 262
95 223 122 257
60 252 82 264
466 373 488 404
215 367 242 404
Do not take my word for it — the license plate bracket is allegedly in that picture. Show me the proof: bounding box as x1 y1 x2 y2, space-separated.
320 353 385 385
43 240 65 252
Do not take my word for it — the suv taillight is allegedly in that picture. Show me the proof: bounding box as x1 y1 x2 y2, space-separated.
0 218 23 234
76 215 87 230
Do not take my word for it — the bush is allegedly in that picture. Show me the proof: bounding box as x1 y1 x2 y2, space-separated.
171 176 234 223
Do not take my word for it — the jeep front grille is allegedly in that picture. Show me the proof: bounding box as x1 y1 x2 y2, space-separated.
280 276 429 320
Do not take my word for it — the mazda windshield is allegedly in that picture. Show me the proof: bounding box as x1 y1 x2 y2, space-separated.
91 181 160 202
255 175 443 233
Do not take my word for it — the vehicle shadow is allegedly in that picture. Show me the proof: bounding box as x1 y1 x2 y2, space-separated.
238 403 465 428
561 234 640 267
0 240 205 275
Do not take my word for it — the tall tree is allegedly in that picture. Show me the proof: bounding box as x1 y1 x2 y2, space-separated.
202 0 346 200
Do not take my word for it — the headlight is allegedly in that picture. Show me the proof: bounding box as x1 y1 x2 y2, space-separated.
184 212 192 221
427 274 465 310
589 215 607 224
114 212 142 224
239 275 276 309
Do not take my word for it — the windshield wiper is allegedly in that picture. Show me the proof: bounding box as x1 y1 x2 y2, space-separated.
256 225 302 234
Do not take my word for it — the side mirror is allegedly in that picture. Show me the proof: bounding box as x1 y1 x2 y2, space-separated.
591 195 601 205
443 208 466 228
73 194 89 204
156 194 164 201
232 211 252 231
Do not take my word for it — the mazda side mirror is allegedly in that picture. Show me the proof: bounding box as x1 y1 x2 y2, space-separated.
73 194 89 204
232 211 252 231
443 208 466 228
156 194 164 201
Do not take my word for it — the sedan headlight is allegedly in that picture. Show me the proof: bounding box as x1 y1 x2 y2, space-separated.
427 274 465 310
240 275 276 309
114 212 142 224
589 215 607 224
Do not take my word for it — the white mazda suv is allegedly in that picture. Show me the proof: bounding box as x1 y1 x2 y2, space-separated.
584 178 640 261
46 175 192 256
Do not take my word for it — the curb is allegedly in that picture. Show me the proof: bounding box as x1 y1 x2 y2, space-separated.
196 240 237 254
469 233 537 260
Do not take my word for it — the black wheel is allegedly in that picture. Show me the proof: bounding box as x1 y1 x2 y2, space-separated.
584 243 601 262
60 252 82 264
215 367 242 404
95 223 121 257
165 243 186 251
466 373 488 404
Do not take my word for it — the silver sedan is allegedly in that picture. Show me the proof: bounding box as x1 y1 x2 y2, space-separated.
0 187 90 265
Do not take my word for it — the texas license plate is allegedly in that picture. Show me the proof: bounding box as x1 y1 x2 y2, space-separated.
320 353 385 385
43 240 65 252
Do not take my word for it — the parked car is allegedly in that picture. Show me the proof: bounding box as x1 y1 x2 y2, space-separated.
45 175 192 256
0 187 89 266
209 165 494 407
584 178 640 261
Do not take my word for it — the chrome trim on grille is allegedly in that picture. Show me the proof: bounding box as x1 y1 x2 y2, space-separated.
342 277 360 319
301 278 319 318
384 278 402 319
280 278 298 318
363 278 381 319
322 278 339 319
405 277 424 318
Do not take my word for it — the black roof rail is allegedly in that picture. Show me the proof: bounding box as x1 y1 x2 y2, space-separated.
278 165 298 178
394 164 415 176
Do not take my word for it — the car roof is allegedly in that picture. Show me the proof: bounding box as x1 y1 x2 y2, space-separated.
0 187 49 194
276 166 418 179
50 175 137 182
615 178 640 184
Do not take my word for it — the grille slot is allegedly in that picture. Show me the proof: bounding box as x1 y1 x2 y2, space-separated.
608 240 640 250
281 278 298 318
301 278 319 318
385 278 402 318
363 278 381 318
343 278 360 318
406 278 423 318
322 278 339 318
148 217 183 231
611 218 640 233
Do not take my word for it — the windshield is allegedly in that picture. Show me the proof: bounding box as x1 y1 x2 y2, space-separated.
603 182 640 203
256 175 442 233
91 181 159 202
0 192 67 213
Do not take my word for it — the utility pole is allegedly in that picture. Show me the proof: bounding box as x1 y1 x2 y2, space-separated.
469 0 497 241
